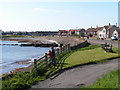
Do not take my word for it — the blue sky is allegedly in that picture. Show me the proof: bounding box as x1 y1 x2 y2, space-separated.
0 1 118 31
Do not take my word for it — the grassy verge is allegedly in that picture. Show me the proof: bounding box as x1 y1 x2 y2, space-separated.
85 69 120 88
2 45 120 90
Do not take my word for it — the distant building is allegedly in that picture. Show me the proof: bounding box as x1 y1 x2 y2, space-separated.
58 30 69 36
86 27 96 37
30 31 58 36
59 28 85 37
98 25 118 39
112 29 120 39
86 24 119 39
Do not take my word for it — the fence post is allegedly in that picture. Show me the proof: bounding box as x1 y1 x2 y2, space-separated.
65 45 67 51
62 45 64 52
44 53 48 66
68 44 70 50
34 59 37 71
110 43 112 51
57 48 59 55
105 43 107 50
60 44 63 53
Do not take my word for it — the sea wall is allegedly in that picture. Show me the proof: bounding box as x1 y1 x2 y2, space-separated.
71 40 90 50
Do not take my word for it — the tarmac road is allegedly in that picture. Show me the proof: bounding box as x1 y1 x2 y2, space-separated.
87 39 119 48
31 58 119 88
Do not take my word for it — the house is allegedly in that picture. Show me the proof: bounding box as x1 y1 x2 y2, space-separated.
58 30 69 36
106 25 119 38
86 27 96 37
74 29 85 37
98 25 119 39
86 24 119 40
59 28 85 37
68 29 76 35
97 27 107 39
112 29 120 39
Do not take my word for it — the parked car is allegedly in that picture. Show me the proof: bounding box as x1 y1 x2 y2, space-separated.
111 36 118 40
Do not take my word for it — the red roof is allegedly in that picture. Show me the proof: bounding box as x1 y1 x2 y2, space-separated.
104 25 110 30
87 28 96 32
59 30 69 32
95 27 104 31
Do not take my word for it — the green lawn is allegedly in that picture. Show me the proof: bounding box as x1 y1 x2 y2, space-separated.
63 48 118 68
85 70 119 88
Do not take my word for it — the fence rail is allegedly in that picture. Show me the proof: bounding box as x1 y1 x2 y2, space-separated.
33 44 71 72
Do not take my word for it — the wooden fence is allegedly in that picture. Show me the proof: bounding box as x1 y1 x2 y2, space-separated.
33 44 71 71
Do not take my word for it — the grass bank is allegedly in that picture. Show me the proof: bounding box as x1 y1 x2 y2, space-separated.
2 45 120 90
63 48 118 68
85 69 120 88
60 45 119 70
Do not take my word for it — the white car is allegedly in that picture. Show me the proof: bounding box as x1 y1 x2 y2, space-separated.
111 36 118 40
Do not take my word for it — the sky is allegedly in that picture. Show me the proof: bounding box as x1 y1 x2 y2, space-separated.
0 0 119 31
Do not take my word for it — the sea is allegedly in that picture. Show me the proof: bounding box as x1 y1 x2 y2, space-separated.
0 40 50 75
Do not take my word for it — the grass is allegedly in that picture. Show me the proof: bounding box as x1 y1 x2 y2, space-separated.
2 72 45 90
62 46 119 69
1 45 120 90
85 69 120 88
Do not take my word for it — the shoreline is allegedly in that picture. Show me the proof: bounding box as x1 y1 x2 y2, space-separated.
1 64 33 77
1 36 84 46
1 36 85 77
1 51 50 77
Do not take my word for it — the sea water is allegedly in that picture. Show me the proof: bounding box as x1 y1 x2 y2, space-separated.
0 41 50 75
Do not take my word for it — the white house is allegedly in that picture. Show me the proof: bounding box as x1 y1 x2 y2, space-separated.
112 29 120 39
75 29 85 37
97 25 119 40
98 27 107 39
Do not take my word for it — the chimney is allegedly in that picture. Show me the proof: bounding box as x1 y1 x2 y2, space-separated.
91 26 92 28
109 23 111 26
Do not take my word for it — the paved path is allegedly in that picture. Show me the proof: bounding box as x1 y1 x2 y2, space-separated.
31 58 119 88
87 39 119 48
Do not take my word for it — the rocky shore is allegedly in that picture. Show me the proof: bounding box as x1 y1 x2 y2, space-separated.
2 36 85 47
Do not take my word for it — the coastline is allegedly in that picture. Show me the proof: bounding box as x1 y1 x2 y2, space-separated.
1 36 84 77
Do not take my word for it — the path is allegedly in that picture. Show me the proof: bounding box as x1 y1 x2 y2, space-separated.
31 58 119 88
87 39 119 48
